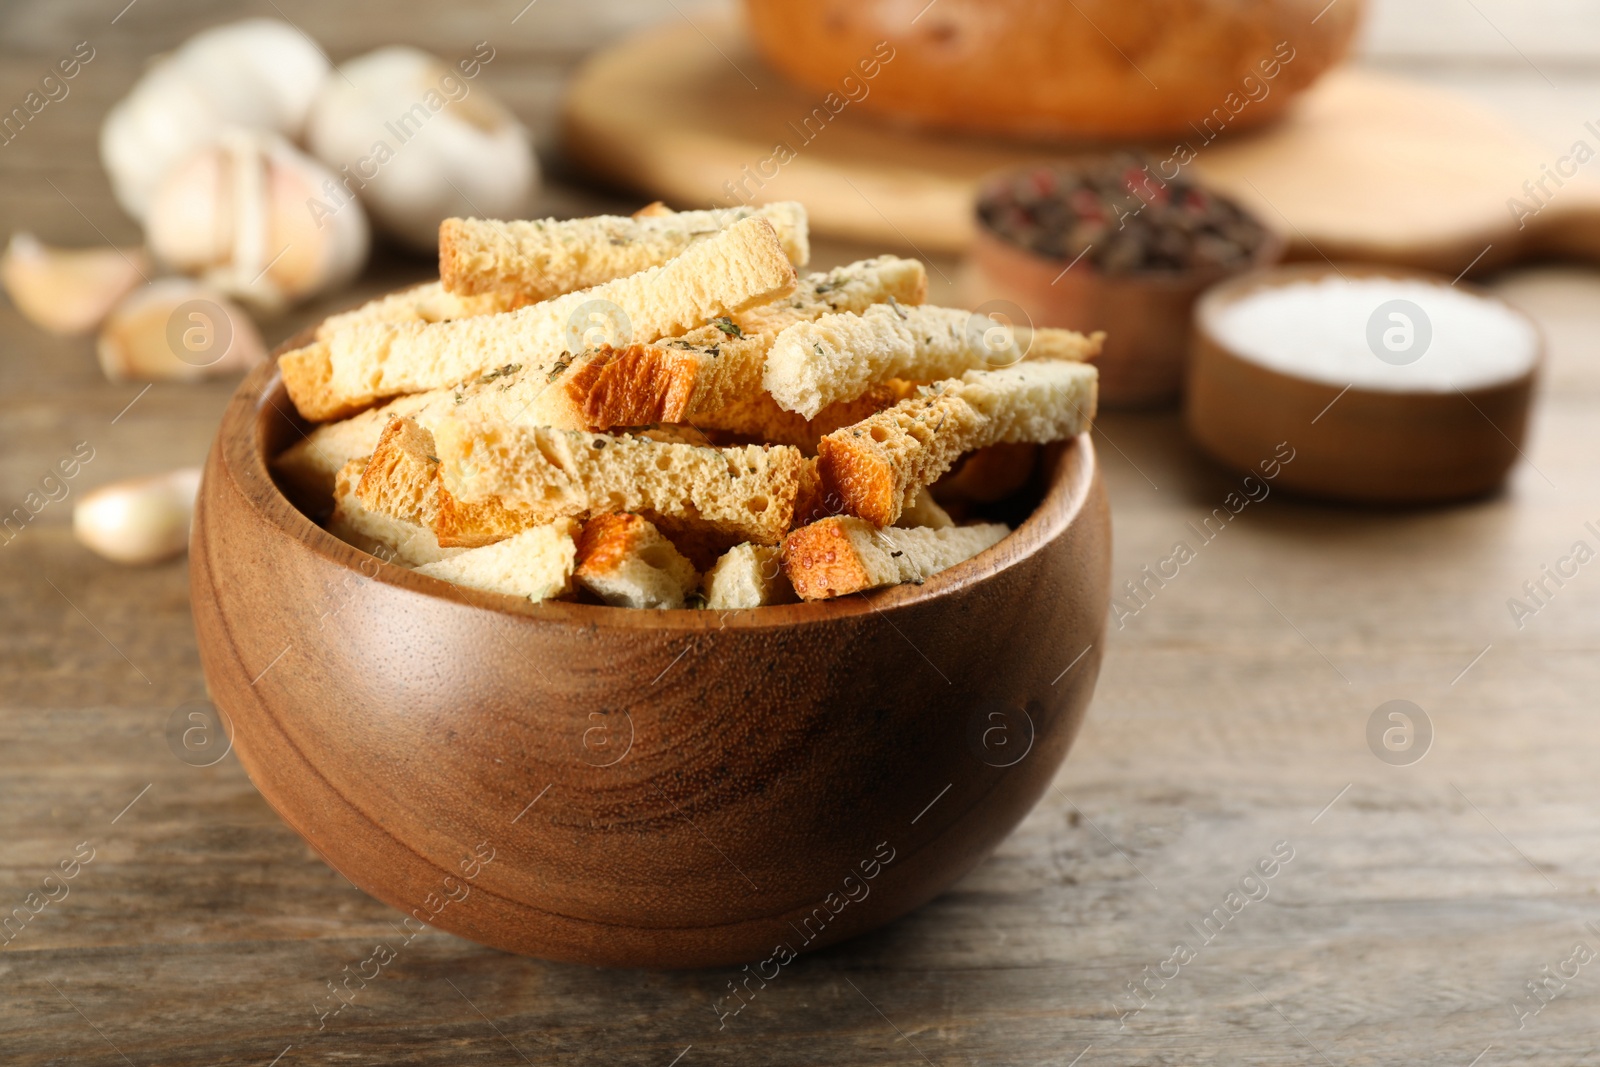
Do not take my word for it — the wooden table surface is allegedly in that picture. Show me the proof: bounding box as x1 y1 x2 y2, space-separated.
4 3 1600 1064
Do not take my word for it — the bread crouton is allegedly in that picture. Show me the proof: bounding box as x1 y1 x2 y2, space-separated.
781 516 1009 600
316 282 533 339
537 255 931 435
271 347 723 504
413 520 581 602
434 417 804 546
574 513 699 609
352 416 528 549
817 361 1098 526
281 215 797 420
765 302 1101 419
325 458 464 567
440 202 808 301
702 543 796 609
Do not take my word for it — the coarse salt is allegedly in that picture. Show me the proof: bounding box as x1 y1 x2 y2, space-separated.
1209 275 1538 392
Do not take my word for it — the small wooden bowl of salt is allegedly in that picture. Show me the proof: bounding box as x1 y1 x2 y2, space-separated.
1185 263 1541 504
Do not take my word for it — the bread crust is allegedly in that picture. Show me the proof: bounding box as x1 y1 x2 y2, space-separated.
781 515 1009 600
285 215 797 421
818 361 1097 525
561 339 729 428
435 417 805 546
439 202 809 301
280 343 370 423
541 256 931 437
326 458 464 568
780 516 877 601
765 303 1100 419
573 512 700 609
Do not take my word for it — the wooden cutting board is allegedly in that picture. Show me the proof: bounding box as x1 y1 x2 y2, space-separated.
564 19 1600 275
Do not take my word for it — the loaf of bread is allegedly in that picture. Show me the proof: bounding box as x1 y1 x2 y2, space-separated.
818 360 1098 525
765 302 1100 419
434 417 804 545
280 215 797 420
413 520 581 602
440 202 809 301
574 513 699 609
743 0 1360 141
781 516 1008 600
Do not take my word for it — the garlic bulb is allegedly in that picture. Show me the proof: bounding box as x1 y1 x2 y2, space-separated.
100 18 330 220
145 129 369 310
1 233 150 336
97 278 266 382
307 45 537 250
74 468 202 565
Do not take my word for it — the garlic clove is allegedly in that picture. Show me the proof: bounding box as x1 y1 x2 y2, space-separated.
74 467 202 565
264 145 369 302
97 278 265 382
99 18 330 221
307 46 538 251
0 233 151 336
146 129 368 310
144 147 234 271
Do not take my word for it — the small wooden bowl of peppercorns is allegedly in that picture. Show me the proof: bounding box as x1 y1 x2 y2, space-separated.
966 156 1284 408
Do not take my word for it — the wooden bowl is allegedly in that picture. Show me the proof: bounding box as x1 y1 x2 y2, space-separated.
190 360 1111 969
1185 263 1541 504
966 209 1284 409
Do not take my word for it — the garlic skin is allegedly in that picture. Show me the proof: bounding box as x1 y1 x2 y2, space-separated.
74 468 202 565
97 278 266 383
307 46 537 250
100 19 330 221
1 233 150 336
146 129 369 310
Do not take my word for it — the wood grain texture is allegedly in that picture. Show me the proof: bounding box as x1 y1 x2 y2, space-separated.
4 0 1600 1063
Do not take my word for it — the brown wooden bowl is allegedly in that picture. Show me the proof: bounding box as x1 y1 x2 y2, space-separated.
1185 262 1541 504
191 359 1112 969
965 199 1285 410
